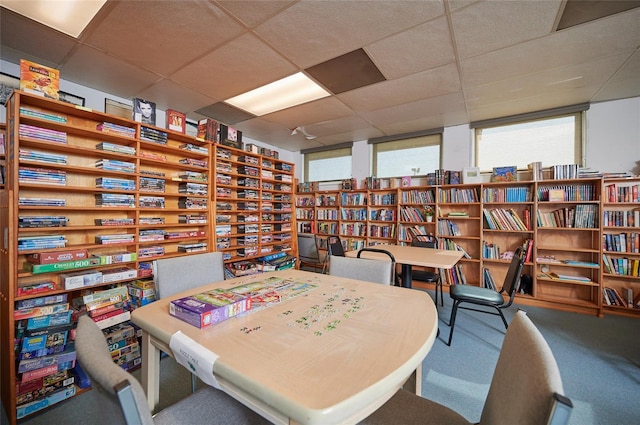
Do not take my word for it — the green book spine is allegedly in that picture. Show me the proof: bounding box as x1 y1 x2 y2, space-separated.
25 258 101 274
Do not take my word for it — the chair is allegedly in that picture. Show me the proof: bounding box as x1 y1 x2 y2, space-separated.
322 235 345 273
357 247 400 286
154 252 225 391
329 253 395 285
297 233 325 272
446 246 525 346
75 315 270 425
360 310 571 425
410 234 442 304
154 252 225 299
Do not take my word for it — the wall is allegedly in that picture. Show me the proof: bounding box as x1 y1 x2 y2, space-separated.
292 96 640 184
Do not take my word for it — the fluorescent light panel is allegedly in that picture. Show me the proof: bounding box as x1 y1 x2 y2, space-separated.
0 0 106 38
225 72 330 116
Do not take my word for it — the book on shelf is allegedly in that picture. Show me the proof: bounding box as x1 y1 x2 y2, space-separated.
491 166 517 182
132 98 156 125
166 109 186 133
20 59 60 100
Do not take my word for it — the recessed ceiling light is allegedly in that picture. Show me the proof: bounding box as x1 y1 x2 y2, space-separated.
0 0 107 38
225 72 330 116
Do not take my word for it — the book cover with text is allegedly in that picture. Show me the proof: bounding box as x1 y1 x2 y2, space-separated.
20 59 60 100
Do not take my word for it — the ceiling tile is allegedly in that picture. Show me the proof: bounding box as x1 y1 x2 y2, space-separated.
557 0 640 30
133 79 218 116
254 0 445 69
0 8 77 66
366 16 455 79
195 102 256 125
60 45 161 99
83 1 245 76
451 0 562 59
305 49 385 94
171 32 297 100
338 63 461 112
362 92 468 132
465 53 631 109
594 50 640 102
215 0 296 27
260 96 355 128
460 7 640 88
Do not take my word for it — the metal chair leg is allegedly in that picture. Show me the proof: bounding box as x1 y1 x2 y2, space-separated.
446 300 460 346
191 375 197 392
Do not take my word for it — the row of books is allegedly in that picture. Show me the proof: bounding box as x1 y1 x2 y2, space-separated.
602 208 640 228
481 186 532 203
18 216 68 228
399 189 436 204
96 159 136 173
19 124 67 144
438 187 480 203
19 149 67 165
483 208 530 231
604 182 640 203
96 122 136 138
602 254 640 277
18 167 66 185
96 141 136 155
536 184 598 201
603 232 640 254
602 286 640 308
536 204 598 228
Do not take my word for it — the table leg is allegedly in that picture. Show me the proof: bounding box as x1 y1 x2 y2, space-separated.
401 264 412 288
402 364 422 395
141 330 161 412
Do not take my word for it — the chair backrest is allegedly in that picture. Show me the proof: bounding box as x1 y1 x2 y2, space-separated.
411 234 438 249
327 235 345 257
75 315 155 425
479 310 566 425
154 252 224 299
356 248 397 285
329 255 394 285
500 247 525 305
297 233 320 261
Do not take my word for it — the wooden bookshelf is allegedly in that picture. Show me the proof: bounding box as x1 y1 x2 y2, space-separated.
0 92 297 424
296 177 640 319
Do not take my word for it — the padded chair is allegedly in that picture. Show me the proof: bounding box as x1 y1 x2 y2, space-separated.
297 233 325 272
75 315 270 425
154 252 225 299
329 254 395 285
446 246 525 346
357 247 400 286
410 234 442 304
360 310 572 425
322 235 345 273
154 251 225 390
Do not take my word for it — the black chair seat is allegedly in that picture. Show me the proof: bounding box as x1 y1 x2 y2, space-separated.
450 284 505 305
445 246 525 346
412 270 439 283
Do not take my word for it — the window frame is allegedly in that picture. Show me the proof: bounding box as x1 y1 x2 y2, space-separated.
370 130 443 178
303 145 353 182
471 104 588 173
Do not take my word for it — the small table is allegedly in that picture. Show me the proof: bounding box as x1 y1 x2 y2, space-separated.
131 269 438 424
348 245 464 288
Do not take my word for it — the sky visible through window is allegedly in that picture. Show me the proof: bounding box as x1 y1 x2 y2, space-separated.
477 116 576 171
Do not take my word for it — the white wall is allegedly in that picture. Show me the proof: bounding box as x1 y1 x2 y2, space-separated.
586 97 640 175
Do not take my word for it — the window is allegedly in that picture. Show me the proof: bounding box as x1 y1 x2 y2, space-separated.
475 112 584 172
304 146 352 182
372 133 441 178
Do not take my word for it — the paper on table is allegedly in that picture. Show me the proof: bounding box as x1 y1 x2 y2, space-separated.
169 331 221 389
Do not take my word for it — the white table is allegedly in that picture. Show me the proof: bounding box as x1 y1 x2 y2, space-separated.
349 244 465 288
131 269 438 424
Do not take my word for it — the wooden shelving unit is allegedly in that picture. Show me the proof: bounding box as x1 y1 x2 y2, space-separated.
0 92 297 424
295 177 640 319
211 145 295 266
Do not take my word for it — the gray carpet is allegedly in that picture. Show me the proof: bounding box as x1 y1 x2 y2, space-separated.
11 291 640 424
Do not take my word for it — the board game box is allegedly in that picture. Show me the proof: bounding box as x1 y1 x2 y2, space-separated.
169 289 251 328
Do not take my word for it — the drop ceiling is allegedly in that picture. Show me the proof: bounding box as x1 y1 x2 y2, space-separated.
1 0 639 153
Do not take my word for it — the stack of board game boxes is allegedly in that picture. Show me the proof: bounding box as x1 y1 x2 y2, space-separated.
15 294 76 419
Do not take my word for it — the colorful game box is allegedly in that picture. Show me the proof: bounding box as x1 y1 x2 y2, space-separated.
20 59 60 100
169 289 251 328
